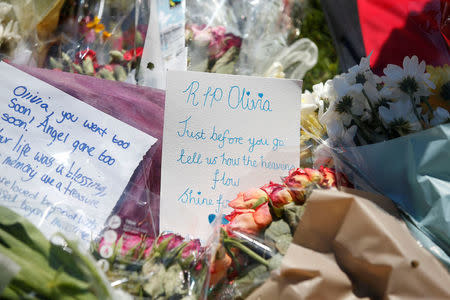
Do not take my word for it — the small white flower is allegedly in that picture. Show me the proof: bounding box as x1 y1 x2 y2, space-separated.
0 20 21 49
382 56 435 102
363 81 392 108
327 119 357 147
321 77 366 126
301 90 318 116
312 80 335 119
344 53 381 86
379 100 422 134
430 107 450 126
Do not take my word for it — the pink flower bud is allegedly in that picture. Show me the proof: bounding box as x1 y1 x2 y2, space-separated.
262 182 294 208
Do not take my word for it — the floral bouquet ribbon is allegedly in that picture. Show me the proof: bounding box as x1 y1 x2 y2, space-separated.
333 123 450 267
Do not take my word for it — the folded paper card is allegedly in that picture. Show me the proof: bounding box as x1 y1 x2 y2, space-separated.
161 71 301 240
0 62 157 244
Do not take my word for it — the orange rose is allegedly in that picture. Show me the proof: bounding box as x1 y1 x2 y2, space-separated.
210 247 232 286
228 188 268 209
225 202 272 235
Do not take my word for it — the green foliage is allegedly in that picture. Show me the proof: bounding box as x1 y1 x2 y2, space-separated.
292 0 338 91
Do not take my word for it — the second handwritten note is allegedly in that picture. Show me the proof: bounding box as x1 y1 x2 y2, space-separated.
160 71 302 240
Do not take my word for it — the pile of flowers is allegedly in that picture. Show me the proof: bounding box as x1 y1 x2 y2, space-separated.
93 231 208 299
186 24 242 74
47 16 145 82
209 166 350 298
301 55 449 152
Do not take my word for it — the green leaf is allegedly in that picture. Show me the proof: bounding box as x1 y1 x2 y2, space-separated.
233 264 269 298
282 202 305 232
264 219 291 244
251 197 267 210
211 47 239 74
0 206 50 258
82 57 95 76
267 254 283 271
275 235 293 255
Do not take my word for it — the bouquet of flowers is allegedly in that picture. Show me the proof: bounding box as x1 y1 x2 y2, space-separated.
0 206 114 299
304 55 450 267
185 24 242 74
92 231 209 299
208 166 350 299
185 0 318 79
40 0 149 82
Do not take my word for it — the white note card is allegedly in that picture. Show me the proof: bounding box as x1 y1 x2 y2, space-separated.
0 62 157 244
161 71 301 240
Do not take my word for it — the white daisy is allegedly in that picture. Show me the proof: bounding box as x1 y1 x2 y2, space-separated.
0 20 20 49
301 90 318 116
379 100 422 135
312 80 335 119
382 56 435 102
344 53 381 86
363 81 392 109
321 77 366 126
327 119 357 147
430 107 450 127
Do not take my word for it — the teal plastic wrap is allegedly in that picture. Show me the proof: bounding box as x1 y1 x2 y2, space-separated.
333 123 450 268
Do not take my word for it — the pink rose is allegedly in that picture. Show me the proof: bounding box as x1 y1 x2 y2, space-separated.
262 182 294 208
157 233 184 251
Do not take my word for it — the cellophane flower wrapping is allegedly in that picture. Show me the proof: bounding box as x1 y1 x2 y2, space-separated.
307 53 450 266
14 0 150 83
208 166 351 299
185 0 318 79
13 62 164 247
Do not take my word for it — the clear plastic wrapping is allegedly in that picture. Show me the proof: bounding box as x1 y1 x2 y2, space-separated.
208 166 345 299
302 53 450 267
29 0 149 83
185 0 318 79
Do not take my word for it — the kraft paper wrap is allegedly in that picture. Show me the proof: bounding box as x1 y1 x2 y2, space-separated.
247 189 450 300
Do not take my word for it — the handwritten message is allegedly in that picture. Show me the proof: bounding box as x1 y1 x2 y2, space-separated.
0 62 157 244
161 71 301 240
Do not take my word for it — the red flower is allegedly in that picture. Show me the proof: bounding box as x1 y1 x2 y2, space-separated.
121 233 154 258
319 166 337 188
181 239 202 259
285 168 325 203
123 47 144 61
75 49 97 64
262 182 294 207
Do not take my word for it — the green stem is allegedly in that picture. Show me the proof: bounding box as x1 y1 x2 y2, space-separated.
362 89 389 135
349 112 374 144
409 94 426 129
423 97 435 118
223 238 269 267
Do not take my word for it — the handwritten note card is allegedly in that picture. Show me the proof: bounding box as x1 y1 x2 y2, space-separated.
0 63 157 244
161 71 301 240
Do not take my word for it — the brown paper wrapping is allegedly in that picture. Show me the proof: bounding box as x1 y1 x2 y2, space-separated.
247 189 450 300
